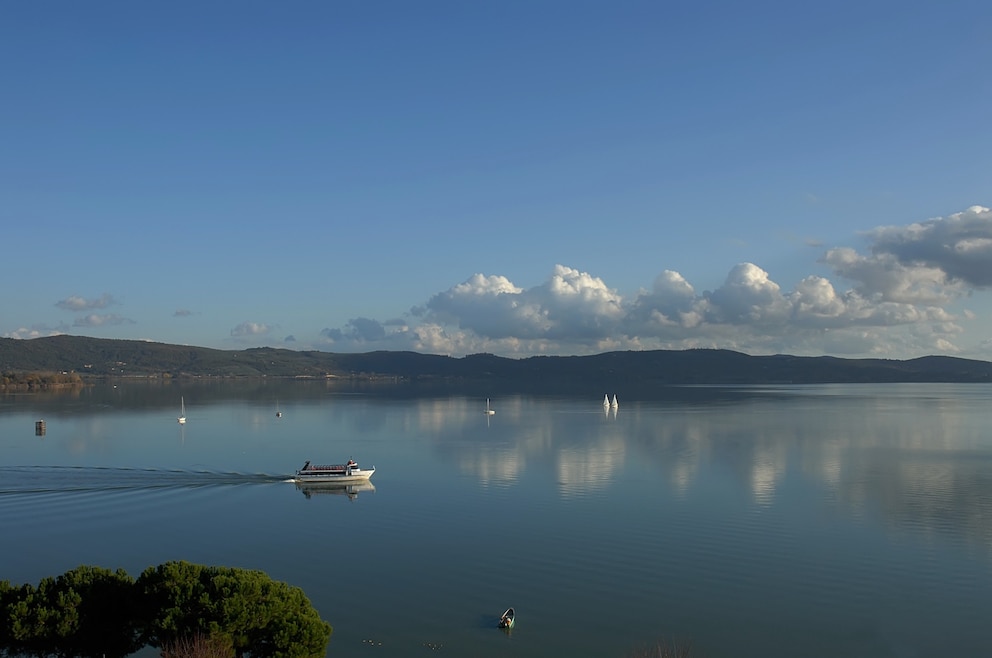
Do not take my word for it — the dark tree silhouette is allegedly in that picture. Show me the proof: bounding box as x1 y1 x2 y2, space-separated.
0 566 138 658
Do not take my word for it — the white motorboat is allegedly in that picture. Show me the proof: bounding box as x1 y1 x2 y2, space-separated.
294 459 375 483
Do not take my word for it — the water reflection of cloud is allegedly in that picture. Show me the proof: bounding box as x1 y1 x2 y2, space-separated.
414 398 457 433
750 440 787 506
837 456 992 554
415 386 992 555
652 390 992 555
671 461 695 497
57 417 117 457
459 451 522 487
556 436 625 499
750 460 778 506
811 439 843 488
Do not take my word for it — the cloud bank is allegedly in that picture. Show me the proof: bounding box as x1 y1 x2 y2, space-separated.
4 207 989 360
73 314 135 328
319 207 992 358
55 294 118 311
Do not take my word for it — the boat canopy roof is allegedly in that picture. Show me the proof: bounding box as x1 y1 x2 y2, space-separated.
299 459 360 471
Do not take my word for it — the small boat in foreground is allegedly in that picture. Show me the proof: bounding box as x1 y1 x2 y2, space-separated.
498 607 515 629
295 459 375 483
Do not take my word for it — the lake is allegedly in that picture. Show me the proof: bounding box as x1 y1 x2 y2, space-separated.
2 381 991 657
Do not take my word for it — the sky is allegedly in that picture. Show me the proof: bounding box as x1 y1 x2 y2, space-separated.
3 1 992 361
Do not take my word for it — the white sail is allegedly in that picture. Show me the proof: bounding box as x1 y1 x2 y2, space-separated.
603 394 610 407
611 394 618 409
178 396 187 424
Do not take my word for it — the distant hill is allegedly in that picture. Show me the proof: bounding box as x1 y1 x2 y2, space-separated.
1 335 991 385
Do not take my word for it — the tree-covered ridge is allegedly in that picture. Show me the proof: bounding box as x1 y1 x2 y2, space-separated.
0 562 331 658
0 371 83 389
1 335 991 384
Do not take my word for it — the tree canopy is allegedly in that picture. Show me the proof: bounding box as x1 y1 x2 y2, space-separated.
137 562 331 658
0 562 331 658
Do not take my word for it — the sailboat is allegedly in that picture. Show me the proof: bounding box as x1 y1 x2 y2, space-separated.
611 394 619 409
603 394 610 407
177 396 187 424
484 398 495 416
276 401 282 418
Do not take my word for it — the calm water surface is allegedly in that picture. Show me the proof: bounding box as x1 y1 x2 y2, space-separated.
1 382 991 657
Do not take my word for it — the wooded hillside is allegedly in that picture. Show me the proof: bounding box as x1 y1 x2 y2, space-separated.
2 335 991 384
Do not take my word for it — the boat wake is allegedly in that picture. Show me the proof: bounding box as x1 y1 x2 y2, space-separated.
0 466 289 495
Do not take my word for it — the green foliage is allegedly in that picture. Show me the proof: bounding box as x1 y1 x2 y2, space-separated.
0 567 138 658
55 566 139 658
136 561 331 658
0 563 331 658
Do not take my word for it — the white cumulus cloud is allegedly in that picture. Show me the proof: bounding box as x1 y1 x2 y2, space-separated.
230 321 273 337
56 294 118 311
3 325 69 339
866 205 992 287
205 207 989 360
73 314 134 327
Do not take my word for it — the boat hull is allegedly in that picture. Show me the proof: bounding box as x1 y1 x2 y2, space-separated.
295 481 375 499
294 472 374 483
294 468 375 484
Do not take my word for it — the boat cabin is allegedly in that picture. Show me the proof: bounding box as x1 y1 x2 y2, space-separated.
298 459 360 474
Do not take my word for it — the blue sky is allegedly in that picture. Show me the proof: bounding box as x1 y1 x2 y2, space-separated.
3 1 991 360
